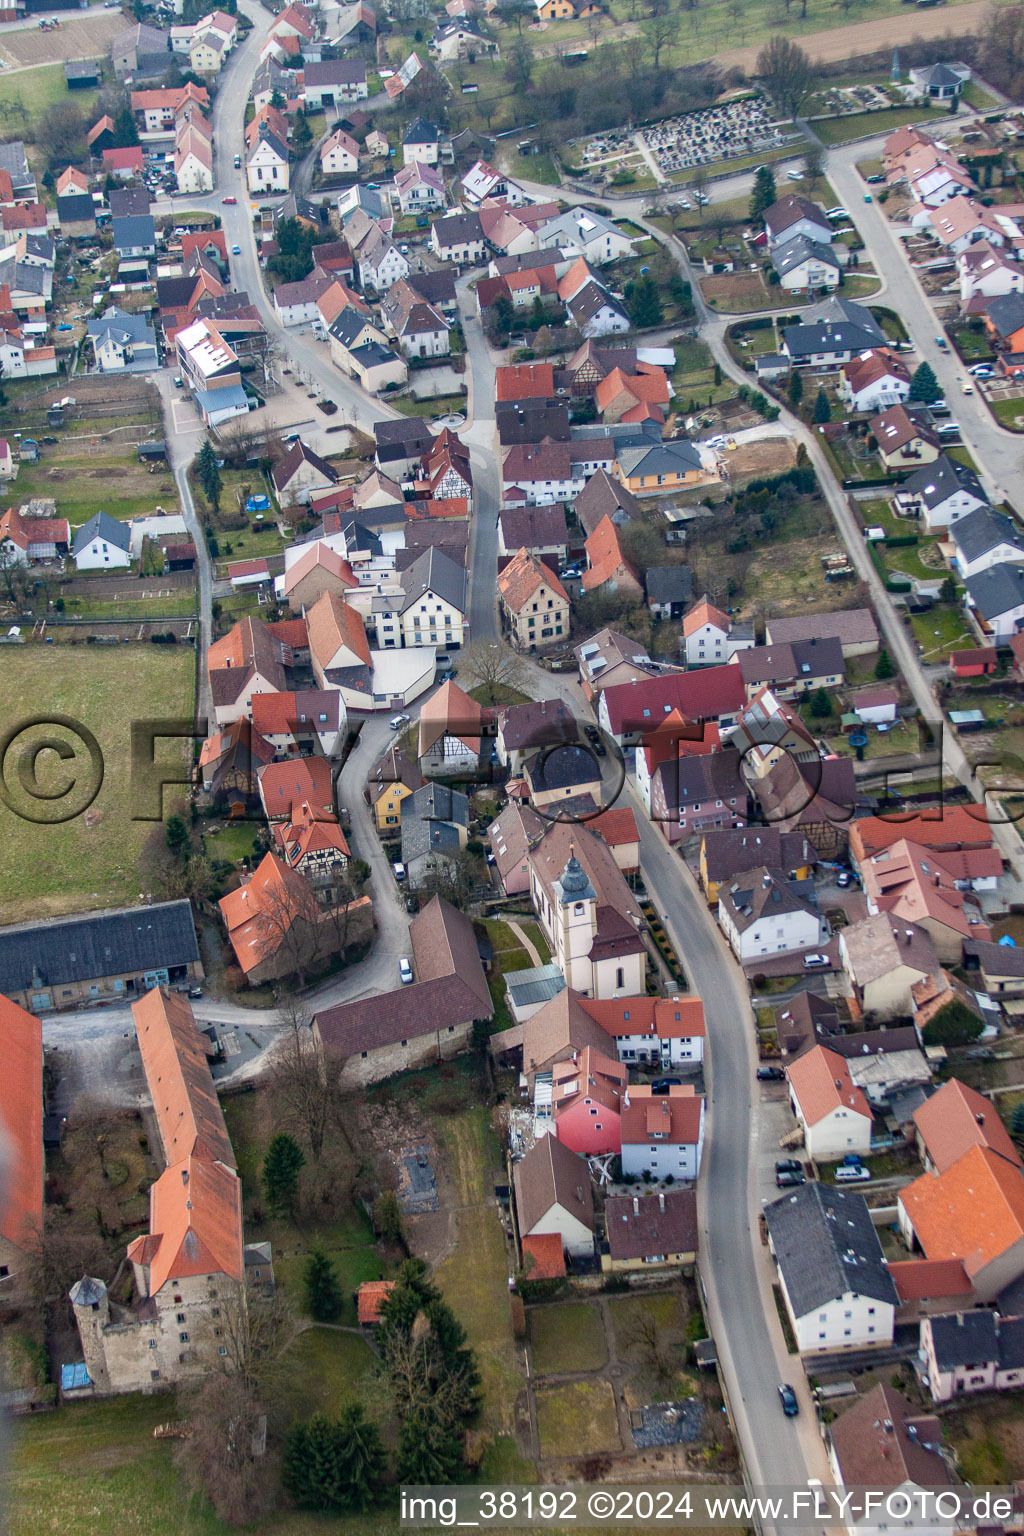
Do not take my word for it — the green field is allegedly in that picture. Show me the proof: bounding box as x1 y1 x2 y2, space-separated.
529 1302 608 1375
0 644 196 922
0 61 100 139
11 452 180 529
535 1379 621 1459
812 107 933 146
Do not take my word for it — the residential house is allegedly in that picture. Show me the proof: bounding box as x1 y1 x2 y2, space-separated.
602 1189 698 1273
920 1311 1024 1403
682 599 752 668
838 349 912 414
894 455 988 532
258 755 334 823
614 439 708 496
381 279 449 359
320 128 360 178
646 566 694 621
914 1077 1021 1176
0 900 202 1014
87 307 159 373
927 194 1009 255
417 677 483 777
430 211 486 265
870 403 942 469
619 1084 705 1181
826 1383 952 1536
717 866 824 965
402 117 442 166
355 227 409 293
72 511 133 571
764 195 833 249
640 747 747 847
735 636 845 701
528 820 646 999
461 159 527 206
373 418 434 479
963 935 1024 999
366 742 424 834
857 837 995 960
306 591 373 705
272 441 339 507
551 1045 627 1156
502 442 585 507
401 781 469 884
764 1182 898 1353
899 1142 1024 1301
771 235 841 293
0 505 70 565
523 743 602 809
564 277 630 339
102 146 146 181
281 541 357 612
581 515 642 599
250 689 346 760
497 546 570 651
536 208 634 265
965 561 1024 641
303 59 368 108
513 1134 595 1261
495 361 555 402
273 271 335 328
394 160 446 216
497 503 568 561
488 801 547 897
175 119 214 195
699 828 816 906
313 895 492 1085
597 666 747 748
981 292 1024 361
786 1044 874 1160
764 608 879 658
175 316 250 428
958 241 1024 304
0 993 42 1294
950 505 1024 579
595 366 670 426
219 851 372 984
274 801 350 900
389 545 467 651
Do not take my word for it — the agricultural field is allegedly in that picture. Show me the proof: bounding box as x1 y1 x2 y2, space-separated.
0 643 196 923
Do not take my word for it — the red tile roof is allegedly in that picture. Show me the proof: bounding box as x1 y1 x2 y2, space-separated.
0 993 42 1255
900 1144 1024 1280
357 1278 395 1324
581 513 641 593
620 1084 703 1147
887 1257 972 1302
258 754 333 819
913 1077 1022 1174
132 987 235 1169
600 667 747 736
495 361 554 402
850 808 994 860
102 145 145 172
786 1044 872 1128
520 1232 566 1279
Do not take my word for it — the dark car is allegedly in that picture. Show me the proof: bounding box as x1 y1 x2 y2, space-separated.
776 1169 806 1188
778 1383 799 1416
584 724 600 743
866 173 885 184
776 1159 803 1175
757 1065 785 1081
651 1076 682 1094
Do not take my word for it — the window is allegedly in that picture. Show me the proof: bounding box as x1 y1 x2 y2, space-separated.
615 967 624 988
149 1339 157 1349
219 1346 228 1356
176 1312 186 1323
151 1369 161 1381
179 1331 189 1343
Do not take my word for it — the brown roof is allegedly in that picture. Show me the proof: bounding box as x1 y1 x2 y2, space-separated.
529 820 643 932
306 589 371 669
513 1133 595 1236
913 1078 1022 1175
849 807 993 861
282 540 356 597
0 993 42 1254
620 1084 703 1148
132 987 235 1169
517 986 614 1074
766 608 879 650
605 1189 698 1262
573 468 641 538
207 614 289 689
828 1384 950 1489
497 546 568 613
495 361 554 402
552 1045 626 1119
841 911 941 989
315 975 491 1057
488 799 547 887
887 1257 972 1302
417 677 483 758
411 894 492 1014
582 514 641 593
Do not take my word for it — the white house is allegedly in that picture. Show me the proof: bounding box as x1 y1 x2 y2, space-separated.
357 228 409 292
430 211 485 265
175 122 214 194
838 349 911 414
958 241 1024 304
536 208 634 265
247 130 289 194
965 562 1024 642
320 127 359 178
402 116 442 167
512 1135 595 1260
764 1182 898 1355
894 455 989 532
920 1312 1024 1404
682 598 753 668
950 505 1024 580
786 1045 873 1162
771 235 840 294
716 866 824 964
619 1084 704 1181
764 194 833 250
72 510 133 570
393 160 446 216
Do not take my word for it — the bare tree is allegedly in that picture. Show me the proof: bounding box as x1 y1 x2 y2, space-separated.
218 1287 301 1399
269 1001 348 1163
175 1374 278 1527
755 36 814 120
640 10 675 68
21 1206 111 1313
460 640 528 704
0 544 27 606
626 1303 675 1380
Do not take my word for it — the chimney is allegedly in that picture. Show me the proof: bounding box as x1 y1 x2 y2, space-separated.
633 1196 639 1215
658 1191 665 1212
976 1113 985 1125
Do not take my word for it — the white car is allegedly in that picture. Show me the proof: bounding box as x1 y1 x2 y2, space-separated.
399 957 414 985
970 364 993 378
389 713 410 730
825 207 848 219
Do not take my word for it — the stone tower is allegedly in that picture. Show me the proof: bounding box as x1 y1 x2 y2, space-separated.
554 849 597 993
68 1275 111 1393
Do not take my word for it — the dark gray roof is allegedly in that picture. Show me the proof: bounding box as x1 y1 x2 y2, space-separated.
108 187 151 218
0 899 199 992
404 780 469 827
928 1309 999 1370
432 211 483 247
374 416 434 451
764 1181 898 1317
73 510 132 555
965 561 1024 620
0 140 32 195
56 193 95 225
111 214 155 250
783 321 883 359
952 505 1024 563
566 280 626 326
402 813 464 863
771 234 839 278
398 545 466 615
654 748 745 815
525 743 599 794
982 293 1024 339
902 453 986 511
918 61 963 87
964 937 1024 978
403 116 441 145
349 340 395 368
616 440 702 478
87 306 156 350
329 305 377 348
645 565 693 605
801 296 885 340
304 58 366 85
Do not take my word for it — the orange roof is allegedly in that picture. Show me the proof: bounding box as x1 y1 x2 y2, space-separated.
0 993 42 1255
417 676 483 757
850 808 994 861
595 366 670 412
786 1045 872 1128
129 1153 244 1294
132 988 235 1169
282 540 356 597
552 1045 626 1118
495 361 554 402
682 599 729 638
859 837 994 943
305 589 371 669
276 799 351 864
580 994 705 1040
521 1231 566 1279
887 1257 972 1302
581 514 641 593
900 1144 1024 1280
620 1084 703 1147
913 1077 1022 1174
250 690 334 739
357 1278 395 1324
497 546 568 613
219 851 314 974
258 754 333 818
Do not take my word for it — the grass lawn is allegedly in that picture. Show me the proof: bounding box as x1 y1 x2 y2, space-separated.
274 1326 379 1422
0 644 195 923
522 919 551 964
529 1301 607 1375
535 1379 621 1459
506 149 560 185
960 80 1001 111
483 918 535 1031
11 452 180 529
841 274 883 298
945 1395 1024 1483
987 395 1024 432
813 107 932 145
607 1291 686 1358
392 391 467 419
61 590 199 621
204 821 262 866
827 718 920 758
0 61 99 140
909 604 974 660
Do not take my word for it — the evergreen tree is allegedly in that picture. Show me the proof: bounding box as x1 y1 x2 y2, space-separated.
282 1410 382 1511
874 647 895 680
908 360 941 404
304 1249 343 1322
624 274 663 329
261 1132 305 1218
195 438 222 513
807 687 832 719
332 1404 386 1511
397 1406 464 1485
165 813 190 858
749 163 777 223
291 107 312 149
788 369 804 408
813 387 831 424
270 88 286 111
113 102 140 149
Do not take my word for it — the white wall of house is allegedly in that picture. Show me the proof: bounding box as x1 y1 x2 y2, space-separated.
521 1202 594 1259
718 903 821 963
783 1277 894 1354
792 1094 873 1161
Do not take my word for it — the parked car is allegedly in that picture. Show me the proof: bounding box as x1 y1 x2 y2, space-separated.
757 1065 785 1081
778 1384 799 1416
233 155 241 168
863 193 873 203
776 1159 803 1175
392 861 406 883
389 713 410 730
835 1165 871 1183
188 985 204 998
935 335 949 350
826 207 848 219
836 871 853 887
651 1076 682 1093
398 957 414 985
970 364 994 378
776 1170 806 1188
802 953 829 969
866 173 885 184
961 380 975 394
